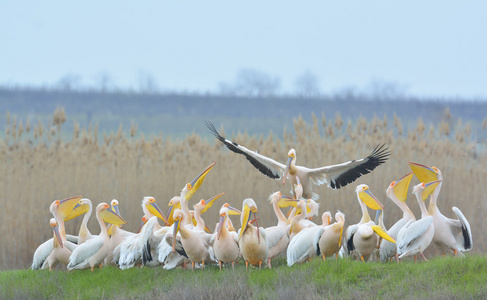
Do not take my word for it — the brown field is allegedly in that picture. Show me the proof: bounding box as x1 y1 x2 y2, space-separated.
1 109 486 270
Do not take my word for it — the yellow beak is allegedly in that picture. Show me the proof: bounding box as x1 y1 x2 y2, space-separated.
172 219 181 253
58 195 83 220
282 156 293 185
371 225 396 243
359 189 384 210
421 180 442 201
409 162 438 183
64 202 89 221
201 192 224 214
100 207 127 226
393 172 413 202
147 202 168 225
185 162 216 201
239 204 251 240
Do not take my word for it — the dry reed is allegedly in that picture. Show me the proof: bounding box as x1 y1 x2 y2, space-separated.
0 109 485 270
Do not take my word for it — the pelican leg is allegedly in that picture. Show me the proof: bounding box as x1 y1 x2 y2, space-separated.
414 255 417 264
192 261 195 271
360 255 365 262
91 266 95 272
454 249 458 257
245 260 249 271
395 254 399 263
99 263 102 269
335 253 338 260
259 260 262 270
202 261 205 270
267 258 272 269
420 252 428 262
323 255 326 262
232 261 235 269
219 260 222 270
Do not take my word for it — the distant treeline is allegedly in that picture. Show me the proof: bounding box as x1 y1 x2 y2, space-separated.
0 87 486 140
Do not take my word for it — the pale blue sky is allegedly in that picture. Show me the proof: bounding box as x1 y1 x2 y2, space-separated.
1 1 486 98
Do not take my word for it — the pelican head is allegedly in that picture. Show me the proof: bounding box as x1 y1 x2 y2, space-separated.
268 191 282 204
167 196 181 225
50 218 63 248
413 180 442 201
183 162 216 201
111 199 120 216
386 172 413 202
322 211 332 226
50 195 84 220
306 199 319 217
172 209 185 253
143 196 168 225
218 203 241 240
194 199 206 212
137 215 149 233
409 162 443 182
239 198 260 243
283 149 296 185
335 211 345 223
97 202 127 226
64 198 91 221
356 184 384 210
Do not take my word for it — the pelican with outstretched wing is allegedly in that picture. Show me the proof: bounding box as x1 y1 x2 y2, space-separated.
206 121 389 200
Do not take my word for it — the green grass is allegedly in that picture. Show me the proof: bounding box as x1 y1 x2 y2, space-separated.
1 256 486 299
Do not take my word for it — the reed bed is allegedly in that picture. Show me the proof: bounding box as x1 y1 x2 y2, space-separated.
0 109 485 270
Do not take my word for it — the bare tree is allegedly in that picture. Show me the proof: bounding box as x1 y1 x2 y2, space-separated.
56 74 81 91
138 71 160 94
295 71 321 97
218 69 280 97
95 72 114 93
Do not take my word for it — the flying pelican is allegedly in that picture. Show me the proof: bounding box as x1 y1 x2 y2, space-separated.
409 162 473 256
319 211 345 261
264 192 291 268
67 203 127 271
206 121 389 199
379 173 416 262
287 211 332 266
238 198 268 270
171 209 215 270
343 184 394 262
397 180 441 262
31 195 84 270
210 203 241 270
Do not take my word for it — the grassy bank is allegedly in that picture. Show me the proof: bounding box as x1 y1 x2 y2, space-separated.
1 256 486 299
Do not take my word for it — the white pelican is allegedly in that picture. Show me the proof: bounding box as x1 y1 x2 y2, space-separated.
343 184 394 262
409 162 473 256
379 173 416 262
397 180 441 262
206 121 389 199
67 203 127 271
171 209 215 270
264 192 292 268
42 218 78 271
31 195 84 270
288 200 310 240
210 203 241 270
319 211 345 261
74 198 95 245
287 211 332 266
238 198 268 270
115 196 167 269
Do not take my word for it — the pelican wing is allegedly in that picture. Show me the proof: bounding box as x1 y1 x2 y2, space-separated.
451 207 473 251
31 239 53 270
68 237 104 270
206 121 285 179
265 226 287 250
343 224 359 255
307 144 390 189
397 217 433 251
287 226 324 266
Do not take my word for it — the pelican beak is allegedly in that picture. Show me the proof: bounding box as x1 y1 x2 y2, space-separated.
64 202 89 221
52 223 63 248
374 210 382 224
422 180 442 201
282 156 293 185
167 205 174 225
113 204 121 217
217 215 225 240
107 224 114 236
226 206 242 215
147 202 169 225
172 219 180 253
371 225 396 243
393 172 413 202
204 224 211 233
254 212 260 244
239 204 251 240
137 218 148 234
285 207 294 219
201 192 224 214
338 226 343 248
409 162 438 183
192 215 198 226
58 195 83 220
359 189 384 210
278 197 299 209
100 207 127 225
185 162 216 201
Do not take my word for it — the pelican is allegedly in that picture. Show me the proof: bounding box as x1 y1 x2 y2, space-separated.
192 193 224 232
288 200 310 240
379 173 416 262
31 195 84 270
264 192 291 268
409 162 473 256
343 184 394 262
104 200 137 265
172 209 215 270
319 211 345 261
238 198 268 270
206 121 389 199
67 203 127 271
42 218 78 271
397 180 441 262
75 198 95 245
210 203 241 270
115 196 167 269
287 211 332 266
